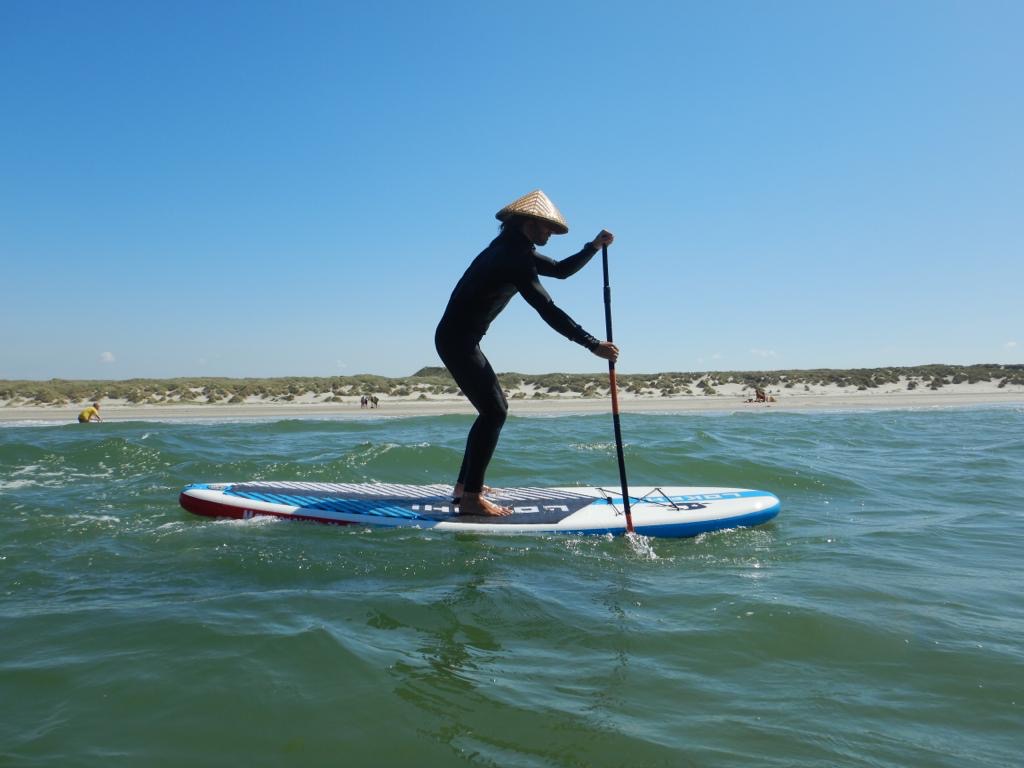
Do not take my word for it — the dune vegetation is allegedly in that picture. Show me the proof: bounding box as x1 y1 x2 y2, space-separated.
1 364 1021 407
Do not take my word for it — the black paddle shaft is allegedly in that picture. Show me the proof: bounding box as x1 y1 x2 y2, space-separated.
602 245 634 532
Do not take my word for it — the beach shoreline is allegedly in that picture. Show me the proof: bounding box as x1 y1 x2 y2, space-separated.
4 386 1023 422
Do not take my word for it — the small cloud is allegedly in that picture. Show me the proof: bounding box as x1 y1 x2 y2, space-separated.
750 348 777 358
100 351 116 364
1006 341 1018 350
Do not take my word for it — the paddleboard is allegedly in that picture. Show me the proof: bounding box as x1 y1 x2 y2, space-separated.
179 482 780 538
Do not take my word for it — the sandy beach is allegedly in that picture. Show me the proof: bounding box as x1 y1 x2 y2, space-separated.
4 380 1022 422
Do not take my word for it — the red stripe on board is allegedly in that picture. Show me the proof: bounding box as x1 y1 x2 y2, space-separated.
179 491 246 519
178 491 355 526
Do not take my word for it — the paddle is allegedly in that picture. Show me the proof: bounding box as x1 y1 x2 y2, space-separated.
602 244 634 533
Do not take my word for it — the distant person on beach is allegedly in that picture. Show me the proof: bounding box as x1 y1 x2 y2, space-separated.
746 387 777 405
370 395 379 408
746 387 770 404
360 395 368 408
77 402 102 423
435 189 618 516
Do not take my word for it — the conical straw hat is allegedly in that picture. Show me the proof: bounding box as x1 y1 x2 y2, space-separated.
495 189 569 234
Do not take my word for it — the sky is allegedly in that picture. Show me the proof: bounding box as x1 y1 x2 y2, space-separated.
2 0 1021 379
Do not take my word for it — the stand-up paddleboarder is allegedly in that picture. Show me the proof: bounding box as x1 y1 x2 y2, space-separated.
435 189 617 516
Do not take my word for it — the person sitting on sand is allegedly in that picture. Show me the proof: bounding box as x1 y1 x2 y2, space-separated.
78 402 102 423
435 189 618 517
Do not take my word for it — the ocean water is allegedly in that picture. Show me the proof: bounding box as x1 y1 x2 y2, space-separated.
1 407 1021 767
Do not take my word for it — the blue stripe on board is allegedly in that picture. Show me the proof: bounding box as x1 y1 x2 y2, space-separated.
592 489 775 506
558 505 781 538
224 489 424 519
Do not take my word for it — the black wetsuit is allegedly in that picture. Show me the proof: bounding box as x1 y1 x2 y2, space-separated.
435 227 600 494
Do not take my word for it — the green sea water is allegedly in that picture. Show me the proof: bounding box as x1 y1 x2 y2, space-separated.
1 407 1021 767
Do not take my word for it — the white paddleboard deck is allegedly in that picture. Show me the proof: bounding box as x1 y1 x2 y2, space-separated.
179 482 780 538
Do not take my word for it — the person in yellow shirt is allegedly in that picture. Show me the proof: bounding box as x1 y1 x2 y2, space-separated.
78 402 102 423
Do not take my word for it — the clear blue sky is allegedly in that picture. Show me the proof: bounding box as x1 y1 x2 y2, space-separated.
2 0 1021 379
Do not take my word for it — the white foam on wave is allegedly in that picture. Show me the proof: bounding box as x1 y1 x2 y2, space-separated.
570 441 617 452
2 464 69 489
70 514 120 524
212 515 281 527
0 420 69 429
625 531 660 560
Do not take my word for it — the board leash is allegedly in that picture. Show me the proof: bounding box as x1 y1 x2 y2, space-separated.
602 244 634 533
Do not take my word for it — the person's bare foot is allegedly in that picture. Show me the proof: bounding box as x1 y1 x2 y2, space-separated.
457 492 512 516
